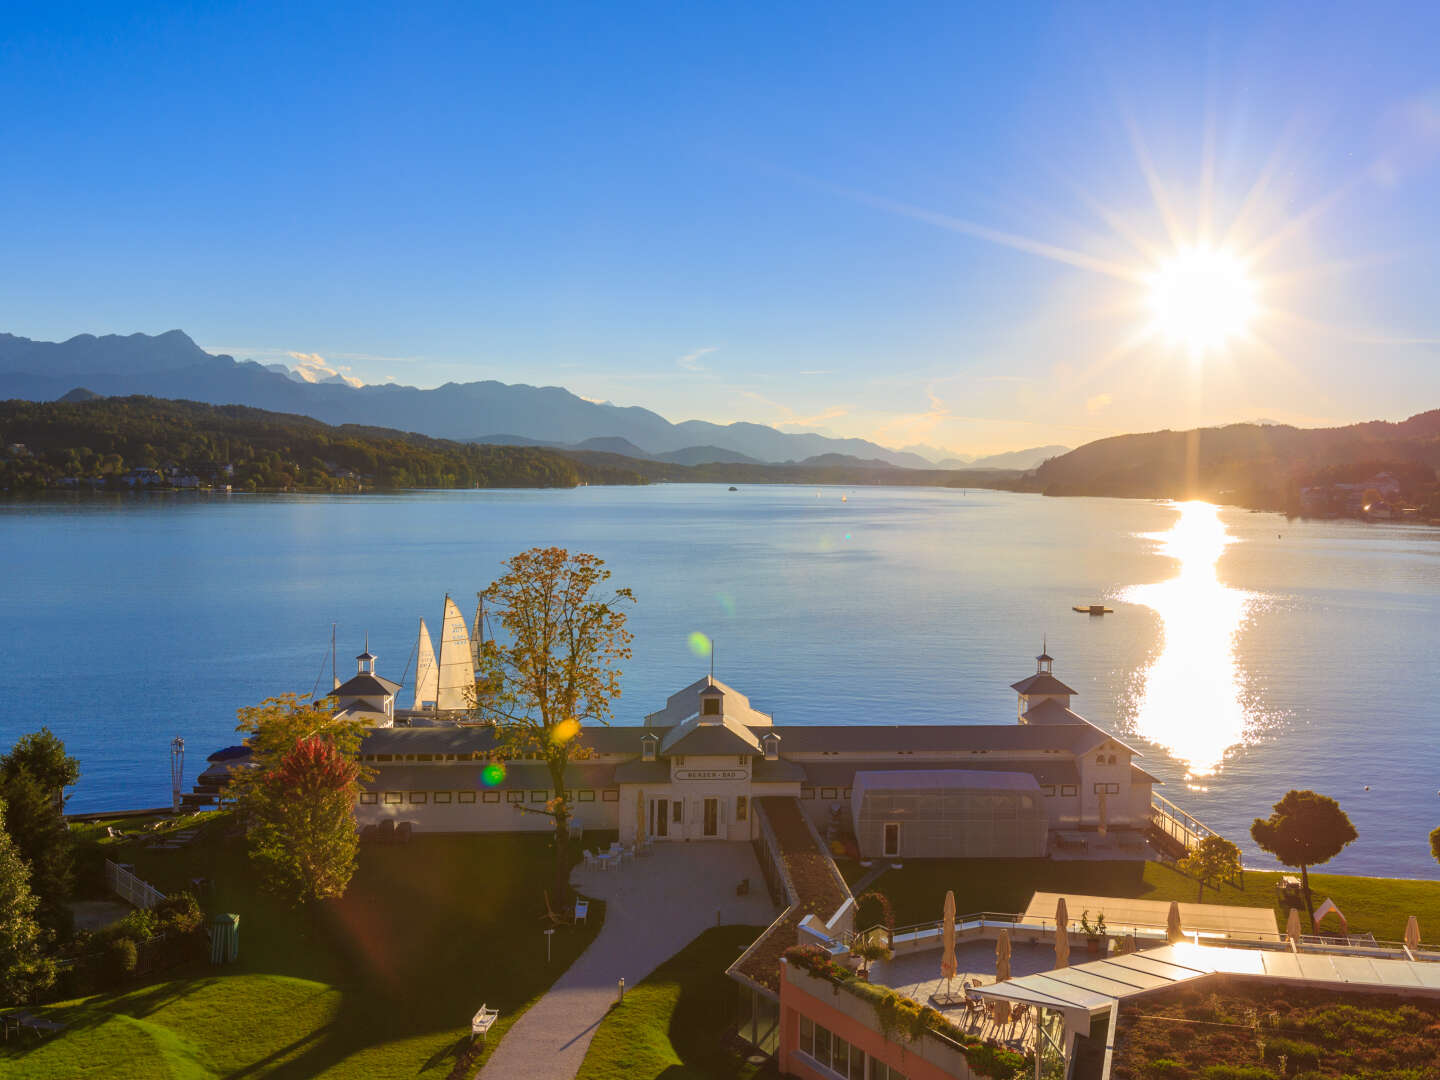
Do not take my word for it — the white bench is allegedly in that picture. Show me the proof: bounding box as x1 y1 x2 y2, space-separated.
472 1004 499 1042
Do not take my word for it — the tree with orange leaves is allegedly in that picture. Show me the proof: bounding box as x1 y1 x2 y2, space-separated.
477 548 634 893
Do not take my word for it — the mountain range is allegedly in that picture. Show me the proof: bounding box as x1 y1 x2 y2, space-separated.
0 330 1066 470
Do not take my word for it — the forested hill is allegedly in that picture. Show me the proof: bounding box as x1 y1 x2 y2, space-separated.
1025 410 1440 511
0 395 651 491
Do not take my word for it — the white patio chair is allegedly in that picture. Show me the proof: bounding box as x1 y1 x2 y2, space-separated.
574 898 589 924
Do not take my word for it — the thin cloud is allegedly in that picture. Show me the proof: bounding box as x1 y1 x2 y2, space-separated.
797 369 833 376
677 346 718 372
1086 392 1113 414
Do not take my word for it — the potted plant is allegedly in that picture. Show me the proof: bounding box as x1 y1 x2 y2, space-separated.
1079 910 1107 956
850 928 894 981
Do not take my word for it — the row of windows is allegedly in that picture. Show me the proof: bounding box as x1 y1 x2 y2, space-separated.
1094 754 1119 765
361 751 560 763
799 787 853 800
798 1015 907 1080
360 789 623 806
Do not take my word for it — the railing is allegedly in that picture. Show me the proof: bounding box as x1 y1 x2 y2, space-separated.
105 859 166 910
1150 792 1219 853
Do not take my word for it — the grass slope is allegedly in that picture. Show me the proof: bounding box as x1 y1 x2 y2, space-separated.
4 818 603 1079
576 926 774 1080
866 859 1440 941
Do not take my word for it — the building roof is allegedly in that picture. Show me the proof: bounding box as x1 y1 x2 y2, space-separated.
359 723 650 757
1010 672 1078 696
1020 699 1089 725
612 759 671 784
751 758 806 782
662 722 762 757
763 722 1119 756
336 673 403 697
643 675 772 728
801 758 1079 789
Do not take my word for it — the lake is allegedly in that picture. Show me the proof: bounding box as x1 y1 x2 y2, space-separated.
1 484 1436 879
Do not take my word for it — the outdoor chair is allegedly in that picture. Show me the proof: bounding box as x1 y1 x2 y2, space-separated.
395 821 413 843
377 819 395 844
582 849 598 870
574 898 589 924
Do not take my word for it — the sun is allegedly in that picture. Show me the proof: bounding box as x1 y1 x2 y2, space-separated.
1146 247 1258 354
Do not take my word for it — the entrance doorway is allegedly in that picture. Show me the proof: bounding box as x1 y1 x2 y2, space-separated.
883 822 900 858
650 798 669 838
703 797 720 838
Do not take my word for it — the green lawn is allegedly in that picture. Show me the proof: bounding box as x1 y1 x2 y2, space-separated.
864 859 1440 942
4 818 603 1079
576 926 776 1080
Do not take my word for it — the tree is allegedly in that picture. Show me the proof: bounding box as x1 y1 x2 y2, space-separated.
1431 825 1440 867
233 694 369 904
0 769 75 935
1178 834 1243 902
246 736 361 904
1251 790 1357 925
1 728 80 804
0 798 55 1005
477 548 634 896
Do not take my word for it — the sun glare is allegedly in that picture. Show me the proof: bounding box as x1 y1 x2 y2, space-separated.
1147 248 1258 355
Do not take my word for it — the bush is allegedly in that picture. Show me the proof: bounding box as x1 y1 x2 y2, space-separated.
102 936 138 986
1261 1037 1320 1071
1200 1068 1277 1080
1147 1060 1189 1079
155 891 203 936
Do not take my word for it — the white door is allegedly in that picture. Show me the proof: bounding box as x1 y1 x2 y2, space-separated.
883 822 901 858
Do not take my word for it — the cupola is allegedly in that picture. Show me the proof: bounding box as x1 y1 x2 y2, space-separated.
698 681 724 724
640 732 658 762
762 732 781 761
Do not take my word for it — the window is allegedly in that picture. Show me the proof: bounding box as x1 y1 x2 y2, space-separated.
408 791 427 804
738 755 747 766
458 791 477 803
1094 782 1120 795
814 1025 831 1068
602 789 620 802
800 1015 814 1056
506 790 524 803
800 786 815 800
735 796 747 821
842 788 852 800
674 755 684 766
1061 785 1078 797
873 1062 908 1080
374 753 393 762
1096 754 1105 764
480 791 499 804
702 697 720 715
672 801 683 824
578 789 596 802
797 1016 865 1079
359 792 378 805
1108 754 1117 765
384 792 402 804
641 738 656 762
417 753 434 762
530 790 547 802
821 787 837 800
433 791 452 804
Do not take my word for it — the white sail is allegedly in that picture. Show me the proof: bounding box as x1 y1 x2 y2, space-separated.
413 618 439 710
436 595 473 711
470 595 484 671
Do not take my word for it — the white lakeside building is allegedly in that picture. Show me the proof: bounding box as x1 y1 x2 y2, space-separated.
346 648 1173 858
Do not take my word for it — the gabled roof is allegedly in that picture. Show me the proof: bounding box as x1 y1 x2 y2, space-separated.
762 722 1114 755
1010 672 1078 696
644 675 772 728
335 673 402 697
1021 699 1089 726
662 721 761 757
802 758 1078 789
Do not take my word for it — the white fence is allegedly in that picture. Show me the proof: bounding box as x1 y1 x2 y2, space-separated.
105 859 166 910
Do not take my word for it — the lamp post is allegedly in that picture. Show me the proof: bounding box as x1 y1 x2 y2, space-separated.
545 928 555 964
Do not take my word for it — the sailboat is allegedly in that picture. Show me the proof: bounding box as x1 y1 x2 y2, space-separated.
435 595 473 712
411 619 439 710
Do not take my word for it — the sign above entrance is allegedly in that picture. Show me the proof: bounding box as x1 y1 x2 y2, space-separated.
674 768 748 781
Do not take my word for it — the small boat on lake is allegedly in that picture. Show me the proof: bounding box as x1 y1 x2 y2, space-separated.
1073 604 1113 615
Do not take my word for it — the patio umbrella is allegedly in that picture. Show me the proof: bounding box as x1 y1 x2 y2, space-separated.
941 890 958 995
1286 907 1302 947
994 929 1012 1025
1166 900 1184 944
1405 916 1421 951
636 790 646 846
1054 896 1070 969
1097 792 1108 838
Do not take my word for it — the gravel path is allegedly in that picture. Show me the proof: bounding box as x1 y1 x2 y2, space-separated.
477 842 778 1080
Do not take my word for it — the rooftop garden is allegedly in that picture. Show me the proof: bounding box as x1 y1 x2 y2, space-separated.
1110 975 1440 1080
7 817 603 1078
782 943 1033 1080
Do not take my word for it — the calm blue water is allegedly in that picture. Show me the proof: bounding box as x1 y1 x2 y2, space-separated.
1 485 1436 879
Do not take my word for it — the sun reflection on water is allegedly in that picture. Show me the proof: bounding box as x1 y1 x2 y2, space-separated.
1123 501 1256 778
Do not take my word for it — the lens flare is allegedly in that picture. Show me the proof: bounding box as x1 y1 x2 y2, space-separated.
1147 248 1257 354
480 762 507 787
715 592 736 617
551 718 581 745
687 631 712 657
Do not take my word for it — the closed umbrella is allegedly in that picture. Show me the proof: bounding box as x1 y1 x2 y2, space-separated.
636 790 646 847
941 890 957 998
1054 896 1070 969
1097 792 1108 838
994 929 1012 1025
1286 907 1302 948
1405 916 1421 951
1166 900 1184 944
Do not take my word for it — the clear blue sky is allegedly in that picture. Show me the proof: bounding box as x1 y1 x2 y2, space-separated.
3 2 1438 454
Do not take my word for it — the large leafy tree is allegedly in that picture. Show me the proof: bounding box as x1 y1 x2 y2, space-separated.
0 729 79 936
1251 790 1357 925
1430 825 1440 867
0 798 55 1005
234 694 369 904
477 548 634 894
247 736 362 904
1178 834 1243 902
